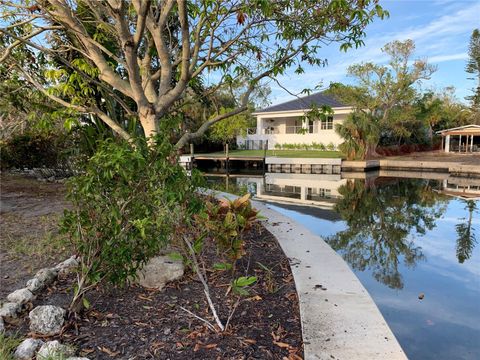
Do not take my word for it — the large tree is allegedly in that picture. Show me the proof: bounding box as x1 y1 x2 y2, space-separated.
0 0 387 148
331 39 436 159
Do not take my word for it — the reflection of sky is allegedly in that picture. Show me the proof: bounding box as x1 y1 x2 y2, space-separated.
268 196 480 360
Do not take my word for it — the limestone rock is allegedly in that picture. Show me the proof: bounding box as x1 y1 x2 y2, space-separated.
37 341 74 360
34 268 58 287
0 302 21 320
7 288 35 305
55 256 79 275
13 338 44 360
135 255 184 290
26 278 43 293
29 305 66 335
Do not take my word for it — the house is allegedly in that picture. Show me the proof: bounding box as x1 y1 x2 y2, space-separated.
237 92 353 150
437 125 480 153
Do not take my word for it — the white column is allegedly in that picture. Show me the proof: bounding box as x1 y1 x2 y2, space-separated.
445 135 450 152
471 135 474 152
301 186 306 201
257 116 263 135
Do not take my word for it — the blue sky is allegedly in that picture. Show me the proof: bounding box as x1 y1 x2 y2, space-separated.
267 0 480 106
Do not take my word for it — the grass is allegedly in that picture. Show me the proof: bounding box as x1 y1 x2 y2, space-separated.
0 333 22 360
1 213 70 261
198 149 343 158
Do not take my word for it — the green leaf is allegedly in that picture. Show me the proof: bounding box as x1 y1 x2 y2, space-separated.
82 297 91 310
213 262 233 271
233 276 257 287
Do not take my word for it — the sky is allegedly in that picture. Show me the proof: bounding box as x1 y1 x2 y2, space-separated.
267 0 480 106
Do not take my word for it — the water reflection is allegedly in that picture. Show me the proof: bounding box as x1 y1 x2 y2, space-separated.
325 178 448 289
456 200 478 264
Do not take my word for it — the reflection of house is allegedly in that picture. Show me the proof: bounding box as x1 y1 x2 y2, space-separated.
437 125 480 153
236 173 347 208
439 177 480 200
237 92 353 150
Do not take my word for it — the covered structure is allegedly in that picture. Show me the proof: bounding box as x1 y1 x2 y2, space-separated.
437 125 480 153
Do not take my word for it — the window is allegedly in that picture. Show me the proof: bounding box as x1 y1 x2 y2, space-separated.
320 116 333 130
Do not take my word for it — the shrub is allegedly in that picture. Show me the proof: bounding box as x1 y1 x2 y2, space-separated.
0 132 70 170
61 136 202 311
196 194 259 263
326 142 335 151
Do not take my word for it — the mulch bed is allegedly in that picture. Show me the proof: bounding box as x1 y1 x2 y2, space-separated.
8 224 303 359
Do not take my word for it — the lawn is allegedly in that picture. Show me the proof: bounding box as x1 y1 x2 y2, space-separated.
198 149 343 158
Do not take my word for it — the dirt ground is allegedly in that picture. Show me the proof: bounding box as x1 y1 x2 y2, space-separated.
0 173 71 298
385 150 480 164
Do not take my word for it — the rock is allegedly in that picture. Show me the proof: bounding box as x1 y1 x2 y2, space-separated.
37 341 74 360
13 338 44 360
134 255 184 290
55 256 79 275
29 305 66 335
0 302 21 320
0 317 4 332
7 288 35 305
418 293 425 300
26 278 43 293
34 268 58 287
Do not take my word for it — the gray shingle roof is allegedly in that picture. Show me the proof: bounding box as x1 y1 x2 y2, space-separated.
255 92 346 113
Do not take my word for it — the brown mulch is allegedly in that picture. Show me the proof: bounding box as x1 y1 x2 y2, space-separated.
1 174 303 359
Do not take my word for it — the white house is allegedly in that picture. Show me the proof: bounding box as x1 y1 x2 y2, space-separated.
237 92 353 150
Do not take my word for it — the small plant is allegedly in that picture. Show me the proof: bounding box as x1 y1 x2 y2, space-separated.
232 276 257 296
0 333 22 360
197 193 259 263
326 142 335 151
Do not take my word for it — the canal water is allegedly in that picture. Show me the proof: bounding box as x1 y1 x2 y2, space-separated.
207 172 480 360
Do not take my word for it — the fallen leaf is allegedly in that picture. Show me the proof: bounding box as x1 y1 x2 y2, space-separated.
99 346 120 357
273 341 290 349
138 294 153 302
243 339 257 345
204 343 217 349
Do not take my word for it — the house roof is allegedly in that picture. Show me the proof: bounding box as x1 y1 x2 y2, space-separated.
436 124 480 136
254 92 347 114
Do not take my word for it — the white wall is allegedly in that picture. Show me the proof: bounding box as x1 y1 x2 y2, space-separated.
238 111 348 149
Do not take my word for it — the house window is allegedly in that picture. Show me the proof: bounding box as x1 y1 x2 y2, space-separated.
320 116 333 130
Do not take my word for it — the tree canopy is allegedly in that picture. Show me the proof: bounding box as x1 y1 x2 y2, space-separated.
0 0 388 149
329 39 436 159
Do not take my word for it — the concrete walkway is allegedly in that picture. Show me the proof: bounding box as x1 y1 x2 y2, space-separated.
214 191 407 360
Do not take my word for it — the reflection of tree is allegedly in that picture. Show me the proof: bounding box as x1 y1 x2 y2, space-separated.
326 179 448 289
455 200 478 263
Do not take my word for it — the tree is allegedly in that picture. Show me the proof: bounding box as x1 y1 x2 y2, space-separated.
0 0 388 149
466 28 480 121
331 39 436 159
414 88 472 141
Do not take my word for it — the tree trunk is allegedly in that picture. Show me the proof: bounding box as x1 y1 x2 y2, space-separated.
365 142 378 160
139 107 159 146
